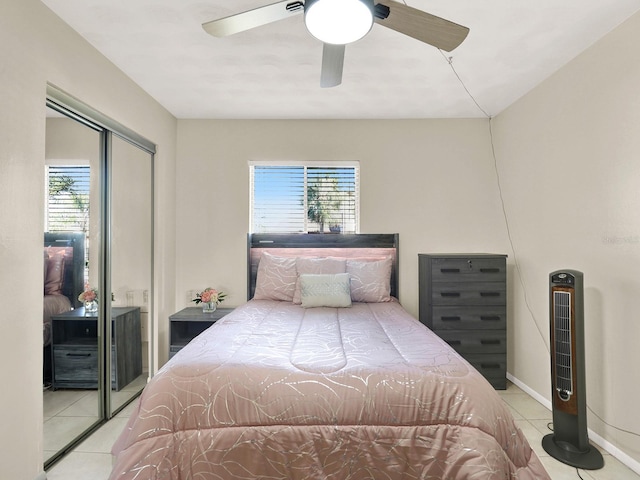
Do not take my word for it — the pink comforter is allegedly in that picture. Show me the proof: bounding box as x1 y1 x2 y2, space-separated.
110 300 550 479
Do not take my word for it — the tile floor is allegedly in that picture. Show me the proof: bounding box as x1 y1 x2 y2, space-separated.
498 382 640 480
46 382 640 479
44 374 147 465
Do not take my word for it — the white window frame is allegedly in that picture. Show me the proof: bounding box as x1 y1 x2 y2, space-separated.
249 160 360 234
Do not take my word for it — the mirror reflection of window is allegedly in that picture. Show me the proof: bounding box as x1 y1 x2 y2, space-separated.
46 165 91 280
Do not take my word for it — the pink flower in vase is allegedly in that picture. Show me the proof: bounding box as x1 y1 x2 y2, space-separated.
200 288 217 303
193 287 227 305
78 284 98 303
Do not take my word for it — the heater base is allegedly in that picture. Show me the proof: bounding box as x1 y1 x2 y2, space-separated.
542 433 604 470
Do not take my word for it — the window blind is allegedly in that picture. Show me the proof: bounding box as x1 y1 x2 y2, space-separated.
250 163 359 234
47 165 91 233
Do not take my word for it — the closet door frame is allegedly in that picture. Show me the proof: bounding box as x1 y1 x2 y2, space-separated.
45 83 155 469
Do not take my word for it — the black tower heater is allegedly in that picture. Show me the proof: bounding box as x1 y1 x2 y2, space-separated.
542 270 603 469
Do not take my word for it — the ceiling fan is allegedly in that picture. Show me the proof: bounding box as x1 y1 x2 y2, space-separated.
202 0 469 88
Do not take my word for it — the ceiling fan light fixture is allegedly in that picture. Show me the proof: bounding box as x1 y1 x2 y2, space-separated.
305 0 374 45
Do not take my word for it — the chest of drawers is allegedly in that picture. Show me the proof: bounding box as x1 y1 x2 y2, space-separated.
419 254 508 389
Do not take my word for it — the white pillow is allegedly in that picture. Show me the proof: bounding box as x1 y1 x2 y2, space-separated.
299 273 352 308
253 252 297 301
293 256 346 304
346 257 393 302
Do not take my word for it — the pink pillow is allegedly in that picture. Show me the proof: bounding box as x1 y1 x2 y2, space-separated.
346 257 393 303
44 251 66 295
253 252 297 301
293 257 346 304
44 250 49 294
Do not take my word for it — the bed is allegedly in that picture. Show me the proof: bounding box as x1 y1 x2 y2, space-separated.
110 233 550 479
43 232 85 381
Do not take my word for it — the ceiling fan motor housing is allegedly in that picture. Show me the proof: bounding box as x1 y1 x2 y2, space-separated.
304 0 375 44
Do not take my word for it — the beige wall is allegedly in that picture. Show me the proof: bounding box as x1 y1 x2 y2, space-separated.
174 118 510 342
493 10 640 470
0 1 177 479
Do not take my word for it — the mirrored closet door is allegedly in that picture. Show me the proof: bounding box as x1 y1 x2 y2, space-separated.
43 86 155 469
108 134 153 415
43 105 104 465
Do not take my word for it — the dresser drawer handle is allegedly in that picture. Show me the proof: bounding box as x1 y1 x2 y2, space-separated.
480 268 500 273
481 339 501 345
440 292 460 297
480 315 501 321
440 268 460 273
447 340 461 346
66 353 92 357
441 316 461 322
480 363 501 369
480 292 500 297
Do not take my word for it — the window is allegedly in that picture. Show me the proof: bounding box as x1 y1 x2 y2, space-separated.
250 162 359 234
46 165 91 279
46 165 91 233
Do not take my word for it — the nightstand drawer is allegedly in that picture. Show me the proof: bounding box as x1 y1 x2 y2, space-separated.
431 282 506 305
431 306 506 330
430 257 506 282
437 330 507 354
53 345 98 383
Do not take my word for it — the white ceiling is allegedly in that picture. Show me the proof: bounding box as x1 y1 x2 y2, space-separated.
41 0 640 119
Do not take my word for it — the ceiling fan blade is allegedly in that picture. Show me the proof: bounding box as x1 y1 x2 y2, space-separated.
202 0 304 37
320 43 345 88
374 1 469 52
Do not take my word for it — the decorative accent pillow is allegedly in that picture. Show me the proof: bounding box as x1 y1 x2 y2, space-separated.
299 273 352 308
293 257 347 304
253 252 297 301
44 251 66 296
346 257 393 303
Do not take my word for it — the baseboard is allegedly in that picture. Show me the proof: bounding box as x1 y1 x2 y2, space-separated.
506 373 551 410
507 373 640 476
587 428 640 475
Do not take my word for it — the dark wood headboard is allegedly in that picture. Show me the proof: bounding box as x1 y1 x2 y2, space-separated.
44 232 86 309
247 233 399 301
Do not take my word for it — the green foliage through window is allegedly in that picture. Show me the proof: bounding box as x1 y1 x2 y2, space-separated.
47 166 90 233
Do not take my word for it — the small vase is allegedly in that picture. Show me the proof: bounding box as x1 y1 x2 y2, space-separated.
202 301 216 313
85 300 98 314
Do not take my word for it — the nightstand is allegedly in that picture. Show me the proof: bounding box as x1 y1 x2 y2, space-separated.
169 307 234 359
51 306 142 390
